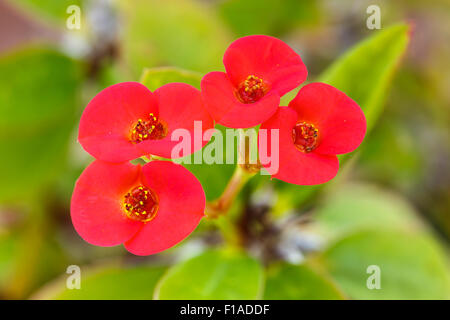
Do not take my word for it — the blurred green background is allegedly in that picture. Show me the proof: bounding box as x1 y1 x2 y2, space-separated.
0 0 449 300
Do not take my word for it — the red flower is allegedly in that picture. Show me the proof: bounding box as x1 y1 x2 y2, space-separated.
201 35 307 128
258 83 366 185
71 160 205 256
78 82 214 163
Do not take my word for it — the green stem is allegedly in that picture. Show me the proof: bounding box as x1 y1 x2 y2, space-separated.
205 165 255 219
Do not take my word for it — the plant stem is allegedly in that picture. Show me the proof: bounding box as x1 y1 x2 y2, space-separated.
205 165 255 219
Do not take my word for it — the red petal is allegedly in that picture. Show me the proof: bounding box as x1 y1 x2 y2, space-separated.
124 161 205 256
201 71 280 128
258 107 339 185
136 83 214 158
78 82 158 163
288 83 367 155
223 35 307 96
70 161 143 246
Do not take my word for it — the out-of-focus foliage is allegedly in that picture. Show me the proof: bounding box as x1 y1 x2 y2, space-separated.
37 265 166 300
0 48 82 203
264 263 346 300
310 183 450 299
318 230 450 299
358 118 424 189
14 0 84 23
141 67 202 90
0 49 81 134
0 233 15 287
218 0 320 36
156 250 263 300
118 0 231 76
313 183 423 240
0 212 70 299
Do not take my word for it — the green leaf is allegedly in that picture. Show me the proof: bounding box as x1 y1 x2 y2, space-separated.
140 67 203 91
37 265 166 300
264 263 346 300
313 183 423 240
318 24 411 132
156 250 264 299
119 0 231 76
318 230 450 299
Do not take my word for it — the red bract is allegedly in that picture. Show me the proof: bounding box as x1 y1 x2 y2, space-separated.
201 35 307 128
258 83 366 185
71 160 205 256
78 82 214 163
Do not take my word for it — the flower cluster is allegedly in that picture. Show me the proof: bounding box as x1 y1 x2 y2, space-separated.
72 82 211 255
72 35 366 255
202 35 366 185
